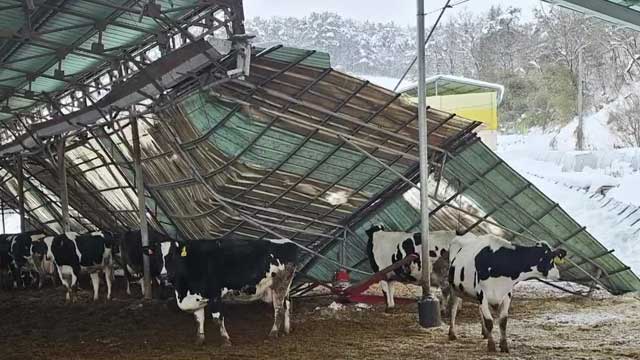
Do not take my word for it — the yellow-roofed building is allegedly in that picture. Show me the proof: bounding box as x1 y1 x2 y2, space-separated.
400 75 504 150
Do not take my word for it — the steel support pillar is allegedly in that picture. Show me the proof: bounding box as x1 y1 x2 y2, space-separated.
132 115 152 300
16 156 25 233
57 137 70 232
416 0 441 328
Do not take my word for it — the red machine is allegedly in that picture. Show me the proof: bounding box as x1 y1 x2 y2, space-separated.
294 254 419 305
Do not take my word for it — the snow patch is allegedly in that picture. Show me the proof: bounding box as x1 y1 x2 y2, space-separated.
324 190 350 206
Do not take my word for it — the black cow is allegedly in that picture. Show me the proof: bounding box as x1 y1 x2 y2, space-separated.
119 229 174 297
155 238 298 346
0 231 47 288
447 233 567 353
32 231 115 302
365 224 456 313
0 236 12 289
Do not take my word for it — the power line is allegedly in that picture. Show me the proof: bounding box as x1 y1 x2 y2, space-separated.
393 0 473 92
424 0 472 16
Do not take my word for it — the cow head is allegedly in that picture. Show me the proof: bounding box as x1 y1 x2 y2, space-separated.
534 243 567 281
365 224 385 240
144 240 180 287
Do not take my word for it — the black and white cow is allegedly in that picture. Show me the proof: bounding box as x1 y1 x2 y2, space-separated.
365 224 456 312
32 231 115 302
0 231 48 288
447 233 567 353
0 236 12 289
155 238 298 346
119 229 174 297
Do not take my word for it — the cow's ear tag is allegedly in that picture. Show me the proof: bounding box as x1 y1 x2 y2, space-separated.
181 246 187 257
553 256 565 266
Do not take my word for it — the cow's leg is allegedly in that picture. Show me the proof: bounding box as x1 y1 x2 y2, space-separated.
70 267 80 303
194 307 206 345
498 294 512 353
284 298 292 334
380 280 395 311
448 295 462 341
269 288 284 337
208 296 231 346
138 278 145 297
270 264 295 337
125 280 131 296
479 298 496 352
104 266 113 300
90 272 101 301
210 303 231 346
218 313 231 347
57 266 72 302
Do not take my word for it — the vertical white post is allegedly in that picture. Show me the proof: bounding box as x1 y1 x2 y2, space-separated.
576 48 584 151
131 115 152 299
16 156 25 233
417 0 441 328
57 137 70 232
1 200 5 234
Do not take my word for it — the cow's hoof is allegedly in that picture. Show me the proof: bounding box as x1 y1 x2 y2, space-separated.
500 340 509 353
384 307 397 314
222 338 232 347
448 332 457 341
487 340 497 353
268 330 279 338
195 336 205 346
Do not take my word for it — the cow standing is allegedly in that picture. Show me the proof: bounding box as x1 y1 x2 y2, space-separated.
119 229 174 297
365 224 456 312
0 236 12 289
447 233 567 353
0 231 47 288
32 231 115 302
156 238 298 346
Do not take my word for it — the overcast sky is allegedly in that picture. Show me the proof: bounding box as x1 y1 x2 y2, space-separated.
244 0 541 25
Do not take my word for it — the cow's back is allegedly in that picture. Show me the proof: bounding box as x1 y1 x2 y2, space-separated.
218 239 297 289
75 234 108 266
176 239 298 299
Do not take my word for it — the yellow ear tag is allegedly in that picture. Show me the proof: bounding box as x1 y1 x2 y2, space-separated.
553 257 565 266
181 246 187 257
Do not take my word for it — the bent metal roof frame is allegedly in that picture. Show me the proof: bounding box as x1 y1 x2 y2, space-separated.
0 0 636 293
0 0 245 137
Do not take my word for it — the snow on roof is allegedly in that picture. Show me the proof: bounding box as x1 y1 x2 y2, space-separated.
399 74 505 104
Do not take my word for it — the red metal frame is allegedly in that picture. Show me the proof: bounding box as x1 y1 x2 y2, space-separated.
294 254 419 305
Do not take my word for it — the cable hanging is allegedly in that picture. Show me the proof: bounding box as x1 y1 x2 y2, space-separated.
394 0 472 92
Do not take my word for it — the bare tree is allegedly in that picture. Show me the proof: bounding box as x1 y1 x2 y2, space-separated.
610 94 640 147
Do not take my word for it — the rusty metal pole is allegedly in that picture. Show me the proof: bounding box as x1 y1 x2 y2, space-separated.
1 200 5 233
16 156 25 233
417 0 441 328
57 137 70 232
131 115 152 299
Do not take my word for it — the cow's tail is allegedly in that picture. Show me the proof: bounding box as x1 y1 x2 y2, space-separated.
365 224 384 273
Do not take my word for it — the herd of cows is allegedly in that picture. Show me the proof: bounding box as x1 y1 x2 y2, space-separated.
0 225 567 353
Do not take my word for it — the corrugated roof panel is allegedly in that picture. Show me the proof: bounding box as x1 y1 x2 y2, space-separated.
262 47 332 69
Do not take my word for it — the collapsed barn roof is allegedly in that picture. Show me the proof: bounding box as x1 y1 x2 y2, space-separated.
0 0 637 294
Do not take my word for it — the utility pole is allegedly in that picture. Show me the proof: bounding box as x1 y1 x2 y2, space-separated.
57 136 70 232
16 156 25 233
131 114 152 300
576 48 584 151
417 0 441 328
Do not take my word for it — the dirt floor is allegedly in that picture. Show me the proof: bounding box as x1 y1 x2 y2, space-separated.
1 278 639 360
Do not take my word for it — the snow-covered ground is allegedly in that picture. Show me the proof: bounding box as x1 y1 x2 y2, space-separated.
498 118 640 275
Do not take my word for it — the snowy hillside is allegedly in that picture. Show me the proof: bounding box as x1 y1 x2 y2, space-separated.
499 124 640 275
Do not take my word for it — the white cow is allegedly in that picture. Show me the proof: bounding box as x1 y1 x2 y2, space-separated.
447 233 567 353
365 224 457 312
